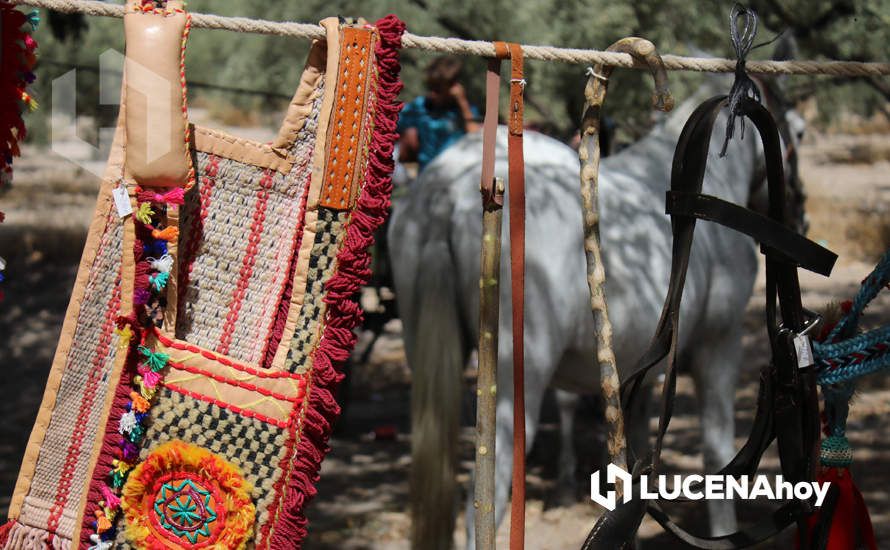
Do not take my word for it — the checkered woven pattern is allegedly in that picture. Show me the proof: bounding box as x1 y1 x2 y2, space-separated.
113 387 288 547
18 200 124 540
284 207 349 374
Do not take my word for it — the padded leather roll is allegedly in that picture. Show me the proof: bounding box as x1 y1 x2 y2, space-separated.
123 0 192 187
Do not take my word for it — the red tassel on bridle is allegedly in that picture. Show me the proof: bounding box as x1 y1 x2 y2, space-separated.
802 300 878 550
806 466 876 550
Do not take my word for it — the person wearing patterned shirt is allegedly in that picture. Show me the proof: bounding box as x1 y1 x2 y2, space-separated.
398 56 481 171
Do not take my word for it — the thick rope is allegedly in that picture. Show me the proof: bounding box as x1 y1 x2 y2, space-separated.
814 248 890 472
14 0 890 76
814 247 890 385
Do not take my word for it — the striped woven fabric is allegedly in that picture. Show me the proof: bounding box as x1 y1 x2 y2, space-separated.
2 9 404 550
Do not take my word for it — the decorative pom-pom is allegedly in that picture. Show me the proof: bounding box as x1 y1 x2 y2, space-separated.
88 533 113 550
94 510 112 533
138 345 170 372
149 272 169 291
148 254 174 274
129 391 150 413
141 369 161 388
100 485 121 509
118 411 137 435
134 202 155 224
151 226 179 242
113 325 133 350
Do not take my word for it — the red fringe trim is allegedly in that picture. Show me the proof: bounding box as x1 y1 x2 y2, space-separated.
78 336 138 548
265 14 405 549
0 520 14 546
79 225 147 547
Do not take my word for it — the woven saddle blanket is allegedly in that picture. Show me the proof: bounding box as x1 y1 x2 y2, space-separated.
2 4 404 549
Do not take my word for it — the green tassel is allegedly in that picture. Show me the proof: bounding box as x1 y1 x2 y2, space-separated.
111 471 126 489
150 272 170 291
127 424 145 443
138 346 170 372
27 10 40 30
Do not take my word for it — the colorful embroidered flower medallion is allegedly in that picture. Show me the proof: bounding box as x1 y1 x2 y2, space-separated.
153 477 219 544
121 441 254 549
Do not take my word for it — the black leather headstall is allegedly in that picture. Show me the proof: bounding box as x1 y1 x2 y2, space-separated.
582 95 837 550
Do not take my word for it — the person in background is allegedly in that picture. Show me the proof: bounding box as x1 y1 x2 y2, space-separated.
398 56 481 171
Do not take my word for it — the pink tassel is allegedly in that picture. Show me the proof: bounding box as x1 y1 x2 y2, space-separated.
141 369 161 388
100 485 120 509
138 187 185 205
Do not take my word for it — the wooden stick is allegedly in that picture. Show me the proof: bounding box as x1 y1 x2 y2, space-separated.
578 37 674 476
474 176 504 550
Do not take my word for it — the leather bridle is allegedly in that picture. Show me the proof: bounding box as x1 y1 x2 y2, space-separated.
747 75 805 234
582 95 837 549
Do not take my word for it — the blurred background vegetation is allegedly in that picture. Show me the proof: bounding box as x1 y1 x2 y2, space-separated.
24 0 890 146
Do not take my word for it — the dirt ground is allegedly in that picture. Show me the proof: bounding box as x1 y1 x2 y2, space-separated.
1 124 889 549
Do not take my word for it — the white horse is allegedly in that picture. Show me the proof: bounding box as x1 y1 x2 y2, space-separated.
389 80 803 549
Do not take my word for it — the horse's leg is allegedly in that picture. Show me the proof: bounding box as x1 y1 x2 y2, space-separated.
554 388 580 504
690 329 742 536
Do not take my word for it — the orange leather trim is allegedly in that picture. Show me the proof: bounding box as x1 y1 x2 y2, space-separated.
319 27 376 210
493 41 510 59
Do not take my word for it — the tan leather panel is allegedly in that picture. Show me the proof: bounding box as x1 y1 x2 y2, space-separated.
272 39 328 151
270 18 341 370
123 6 192 187
8 108 130 520
155 336 306 425
193 126 294 173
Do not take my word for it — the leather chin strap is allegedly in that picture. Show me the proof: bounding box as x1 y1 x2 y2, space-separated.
583 96 837 550
490 40 528 550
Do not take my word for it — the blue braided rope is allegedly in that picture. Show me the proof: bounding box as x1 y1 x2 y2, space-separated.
823 247 890 344
814 248 890 468
814 247 890 386
819 347 890 385
815 324 890 368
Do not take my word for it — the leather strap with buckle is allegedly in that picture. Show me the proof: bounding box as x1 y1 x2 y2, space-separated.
489 39 528 550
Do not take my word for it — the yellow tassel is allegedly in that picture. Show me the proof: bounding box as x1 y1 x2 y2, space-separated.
135 203 154 225
133 376 156 400
114 325 133 351
21 92 38 111
112 459 132 476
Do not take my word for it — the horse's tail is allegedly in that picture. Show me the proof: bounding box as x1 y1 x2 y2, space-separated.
408 238 466 550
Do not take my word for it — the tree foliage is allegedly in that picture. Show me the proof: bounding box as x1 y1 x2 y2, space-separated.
25 0 890 145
